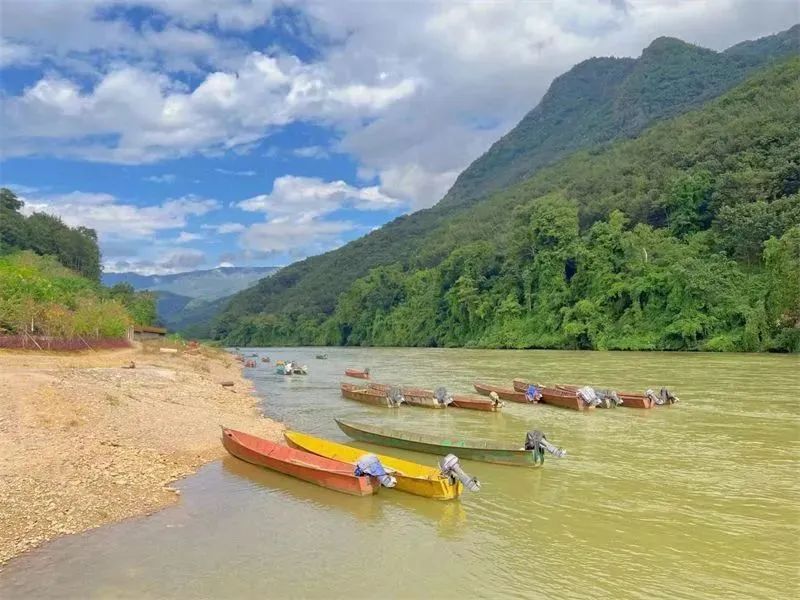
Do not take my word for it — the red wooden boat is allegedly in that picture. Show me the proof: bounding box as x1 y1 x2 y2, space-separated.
451 394 503 412
345 368 370 379
512 379 593 411
555 385 655 409
340 382 401 407
221 427 378 496
473 381 530 403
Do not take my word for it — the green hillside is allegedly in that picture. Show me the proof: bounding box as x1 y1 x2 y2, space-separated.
0 188 157 341
215 27 799 335
218 58 800 352
1 188 101 281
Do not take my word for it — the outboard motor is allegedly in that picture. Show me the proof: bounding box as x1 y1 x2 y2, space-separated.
577 386 601 407
355 454 396 488
593 388 621 408
439 454 480 492
660 387 679 404
524 431 567 464
434 386 454 407
387 386 405 407
364 367 370 375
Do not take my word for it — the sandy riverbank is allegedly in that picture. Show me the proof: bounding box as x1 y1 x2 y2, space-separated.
0 341 282 565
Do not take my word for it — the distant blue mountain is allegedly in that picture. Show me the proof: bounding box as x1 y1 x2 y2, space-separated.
102 266 279 301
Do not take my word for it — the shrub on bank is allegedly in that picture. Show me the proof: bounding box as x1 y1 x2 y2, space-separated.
0 251 132 338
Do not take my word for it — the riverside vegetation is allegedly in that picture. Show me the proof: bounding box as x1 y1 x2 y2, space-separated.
215 46 800 352
0 188 157 339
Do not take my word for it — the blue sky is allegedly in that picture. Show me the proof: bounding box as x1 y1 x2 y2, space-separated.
1 0 796 274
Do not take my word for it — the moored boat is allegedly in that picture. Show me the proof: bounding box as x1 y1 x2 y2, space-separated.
221 427 378 496
473 381 529 403
450 394 504 411
554 384 654 409
368 382 449 409
284 431 475 500
341 382 403 407
335 419 566 467
513 379 593 411
316 353 328 360
345 368 370 379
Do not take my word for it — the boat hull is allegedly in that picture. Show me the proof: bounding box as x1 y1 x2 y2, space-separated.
341 383 399 407
284 431 461 500
513 379 593 411
345 369 370 379
221 428 377 496
450 394 502 411
367 383 447 408
473 381 529 403
335 420 541 467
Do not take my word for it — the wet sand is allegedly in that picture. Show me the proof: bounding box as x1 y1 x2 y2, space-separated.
0 341 282 565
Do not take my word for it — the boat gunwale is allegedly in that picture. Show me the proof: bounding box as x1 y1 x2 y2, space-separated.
335 419 526 453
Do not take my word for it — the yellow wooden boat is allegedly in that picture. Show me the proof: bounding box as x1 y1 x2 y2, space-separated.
284 430 462 500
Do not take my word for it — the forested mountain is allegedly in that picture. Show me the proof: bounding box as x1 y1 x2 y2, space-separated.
217 57 800 352
214 26 799 338
444 25 799 208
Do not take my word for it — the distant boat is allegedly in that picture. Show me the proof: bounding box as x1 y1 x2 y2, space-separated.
276 363 308 375
315 353 328 360
284 431 471 500
473 381 529 404
345 368 370 379
367 383 448 409
340 382 403 407
335 419 565 467
221 427 379 496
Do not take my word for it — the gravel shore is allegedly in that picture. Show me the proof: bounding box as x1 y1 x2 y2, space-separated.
0 341 282 565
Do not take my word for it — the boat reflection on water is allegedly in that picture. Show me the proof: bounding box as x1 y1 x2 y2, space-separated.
386 488 469 540
221 455 383 523
222 454 469 538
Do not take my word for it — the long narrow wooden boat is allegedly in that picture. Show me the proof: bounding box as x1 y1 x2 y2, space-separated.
367 383 448 409
284 431 461 500
340 382 401 408
221 427 378 496
555 384 655 409
512 379 592 411
335 419 543 467
450 394 503 412
473 381 530 404
345 368 370 379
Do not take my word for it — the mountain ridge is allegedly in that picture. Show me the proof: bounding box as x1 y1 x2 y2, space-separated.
103 266 279 301
213 26 800 347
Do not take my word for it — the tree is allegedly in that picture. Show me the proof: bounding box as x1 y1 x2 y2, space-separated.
0 188 23 211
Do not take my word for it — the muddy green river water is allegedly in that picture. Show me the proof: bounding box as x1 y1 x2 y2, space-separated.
2 349 798 599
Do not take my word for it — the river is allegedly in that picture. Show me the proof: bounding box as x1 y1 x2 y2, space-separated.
2 348 798 599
